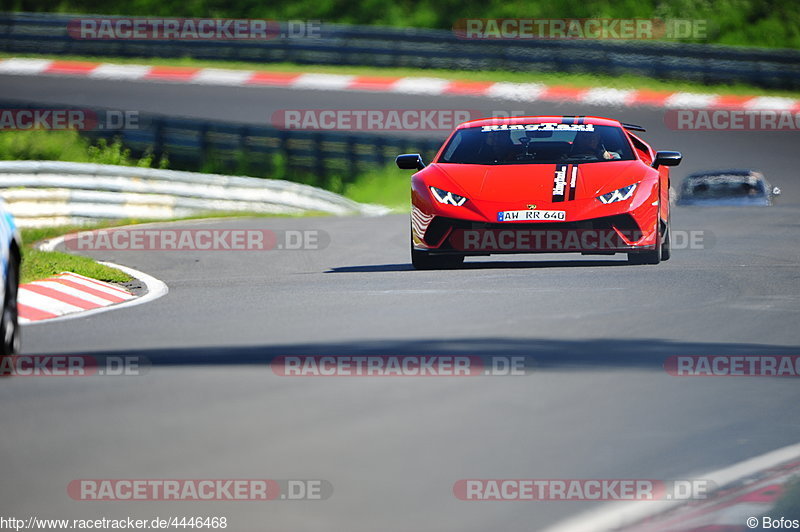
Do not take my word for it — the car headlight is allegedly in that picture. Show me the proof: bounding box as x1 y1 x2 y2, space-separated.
430 186 467 206
597 184 637 204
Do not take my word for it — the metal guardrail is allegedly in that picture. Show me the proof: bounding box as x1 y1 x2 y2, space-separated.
0 100 444 187
1 12 799 89
0 161 390 227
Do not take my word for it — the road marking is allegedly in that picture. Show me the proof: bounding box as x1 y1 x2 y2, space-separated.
391 77 451 95
192 68 254 85
292 73 355 90
88 63 152 80
0 58 796 111
0 58 53 74
19 234 168 325
542 441 800 532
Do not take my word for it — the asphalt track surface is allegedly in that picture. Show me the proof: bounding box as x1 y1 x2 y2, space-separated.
1 74 800 531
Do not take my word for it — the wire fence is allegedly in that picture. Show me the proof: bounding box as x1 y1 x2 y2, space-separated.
2 12 799 89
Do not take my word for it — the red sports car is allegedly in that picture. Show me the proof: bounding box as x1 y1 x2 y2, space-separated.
396 116 682 269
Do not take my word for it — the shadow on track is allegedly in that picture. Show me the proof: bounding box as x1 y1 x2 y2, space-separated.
327 258 631 273
13 337 799 375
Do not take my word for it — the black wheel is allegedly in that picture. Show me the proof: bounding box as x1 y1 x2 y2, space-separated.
411 247 464 270
1 250 20 357
627 248 660 265
628 225 662 265
661 218 671 261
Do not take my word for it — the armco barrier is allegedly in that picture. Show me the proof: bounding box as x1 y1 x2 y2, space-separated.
0 100 444 186
0 161 390 227
1 12 799 89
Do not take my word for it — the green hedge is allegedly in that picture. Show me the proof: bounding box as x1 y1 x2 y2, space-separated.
7 0 800 49
0 130 167 167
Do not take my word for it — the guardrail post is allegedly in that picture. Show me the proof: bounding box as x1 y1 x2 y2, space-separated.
198 123 209 168
313 133 325 181
0 16 12 53
238 125 250 174
346 136 358 177
153 118 165 161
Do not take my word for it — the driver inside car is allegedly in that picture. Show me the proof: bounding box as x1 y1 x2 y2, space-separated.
570 131 621 160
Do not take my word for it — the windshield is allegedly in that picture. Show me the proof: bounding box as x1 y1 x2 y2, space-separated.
438 123 636 165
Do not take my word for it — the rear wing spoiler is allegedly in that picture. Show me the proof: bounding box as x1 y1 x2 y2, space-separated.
621 123 647 132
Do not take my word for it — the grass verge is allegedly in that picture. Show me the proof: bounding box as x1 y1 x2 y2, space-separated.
2 53 799 99
0 129 168 167
343 165 411 212
21 222 133 284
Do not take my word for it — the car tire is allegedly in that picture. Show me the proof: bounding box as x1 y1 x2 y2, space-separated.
411 246 464 270
661 218 671 261
628 223 662 265
627 247 661 265
1 250 20 357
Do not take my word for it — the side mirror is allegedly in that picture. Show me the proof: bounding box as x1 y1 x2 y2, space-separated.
772 186 781 196
653 151 682 168
396 154 425 170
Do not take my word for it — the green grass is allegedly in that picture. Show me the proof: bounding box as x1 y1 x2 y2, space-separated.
3 52 800 98
0 129 168 167
342 165 411 212
21 247 132 284
20 222 134 284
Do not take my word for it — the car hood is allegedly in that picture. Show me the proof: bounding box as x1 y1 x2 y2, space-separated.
432 161 646 202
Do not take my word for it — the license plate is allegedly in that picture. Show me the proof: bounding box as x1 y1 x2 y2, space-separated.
497 210 566 222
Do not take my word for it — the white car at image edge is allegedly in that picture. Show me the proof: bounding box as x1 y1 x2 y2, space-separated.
0 202 21 356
